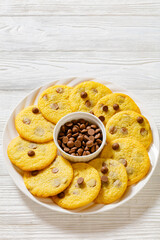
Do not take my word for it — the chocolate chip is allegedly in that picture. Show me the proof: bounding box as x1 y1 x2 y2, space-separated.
83 151 87 155
77 148 83 156
64 147 70 152
58 140 61 146
65 122 73 127
52 168 59 173
67 133 72 138
23 117 31 125
56 87 64 93
61 125 66 132
137 116 144 124
91 145 96 153
77 177 84 185
112 143 119 150
42 94 48 100
75 140 81 148
119 158 127 167
109 126 117 134
96 145 99 150
101 175 108 183
81 129 87 133
88 129 95 136
96 139 102 145
101 166 108 174
95 128 101 134
85 100 91 107
102 162 106 166
67 141 74 148
69 137 75 142
120 127 128 135
140 128 148 136
90 111 94 115
85 146 89 151
86 140 93 147
28 150 35 157
92 88 98 93
99 116 105 122
62 136 68 144
84 135 90 141
87 179 96 187
89 136 95 142
50 103 59 110
95 133 101 139
86 151 90 155
72 132 79 137
71 153 76 156
59 132 65 137
28 143 37 149
31 170 39 176
32 107 39 114
91 125 97 129
103 105 108 112
80 124 85 130
77 135 83 141
57 192 65 198
80 91 88 98
113 103 119 110
72 127 79 133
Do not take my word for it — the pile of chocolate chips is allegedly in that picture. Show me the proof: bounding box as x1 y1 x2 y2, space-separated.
58 119 102 156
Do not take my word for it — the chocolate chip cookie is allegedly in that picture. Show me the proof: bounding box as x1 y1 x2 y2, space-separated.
89 158 128 204
69 81 112 113
7 136 57 171
100 138 150 186
52 163 101 209
15 105 55 143
38 85 73 124
106 110 152 149
23 156 73 197
93 93 140 125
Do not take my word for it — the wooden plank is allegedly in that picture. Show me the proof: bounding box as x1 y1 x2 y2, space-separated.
0 0 160 16
0 52 160 91
0 16 160 52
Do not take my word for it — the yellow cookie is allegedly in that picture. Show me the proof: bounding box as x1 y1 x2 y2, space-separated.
23 156 73 198
89 158 128 204
100 138 150 186
7 136 57 171
93 93 140 125
106 110 152 149
38 85 73 124
15 105 54 143
52 163 101 209
69 81 112 113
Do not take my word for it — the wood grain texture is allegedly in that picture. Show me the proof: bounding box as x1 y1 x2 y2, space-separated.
0 0 160 239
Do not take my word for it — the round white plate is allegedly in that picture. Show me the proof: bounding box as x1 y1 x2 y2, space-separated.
3 77 159 215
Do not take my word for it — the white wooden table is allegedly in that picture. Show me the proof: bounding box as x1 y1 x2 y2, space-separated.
1 1 160 239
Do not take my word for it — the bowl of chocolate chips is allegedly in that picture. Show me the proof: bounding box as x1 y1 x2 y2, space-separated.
53 112 106 162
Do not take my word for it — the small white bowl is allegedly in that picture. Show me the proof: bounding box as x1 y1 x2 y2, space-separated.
53 112 106 162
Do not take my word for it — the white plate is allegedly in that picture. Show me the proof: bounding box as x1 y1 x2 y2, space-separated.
3 77 159 215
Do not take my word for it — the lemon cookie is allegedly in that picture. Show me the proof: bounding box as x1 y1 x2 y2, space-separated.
38 85 73 124
52 163 101 209
101 138 150 185
15 105 54 143
7 136 57 171
69 81 112 113
106 110 152 149
23 156 73 198
93 93 140 125
89 158 128 204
